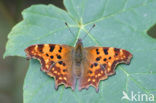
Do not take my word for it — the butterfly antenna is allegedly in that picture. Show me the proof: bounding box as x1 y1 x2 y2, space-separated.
82 24 96 40
65 22 75 37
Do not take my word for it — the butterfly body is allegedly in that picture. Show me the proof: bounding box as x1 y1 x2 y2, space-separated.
72 39 84 78
25 38 132 92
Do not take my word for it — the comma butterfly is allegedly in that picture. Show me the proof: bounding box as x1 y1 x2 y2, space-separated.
25 23 132 92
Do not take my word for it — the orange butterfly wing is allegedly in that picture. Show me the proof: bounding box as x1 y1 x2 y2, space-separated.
79 47 132 91
25 44 76 90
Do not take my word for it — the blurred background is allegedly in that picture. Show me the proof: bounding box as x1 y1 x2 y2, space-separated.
0 0 64 103
0 0 156 103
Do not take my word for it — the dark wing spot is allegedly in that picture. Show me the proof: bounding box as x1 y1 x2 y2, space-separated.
96 49 100 54
57 55 61 59
46 54 49 56
109 57 111 59
63 63 66 66
114 48 119 51
89 70 92 74
39 50 42 52
58 46 62 53
96 56 101 61
103 58 107 61
97 51 100 54
38 45 43 48
49 45 55 52
103 48 108 55
59 61 66 67
58 61 63 65
50 55 54 59
38 45 43 53
63 69 67 72
114 48 120 56
94 63 98 66
90 64 93 68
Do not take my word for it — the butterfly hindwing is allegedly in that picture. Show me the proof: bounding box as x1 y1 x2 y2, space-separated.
25 44 76 89
79 47 132 91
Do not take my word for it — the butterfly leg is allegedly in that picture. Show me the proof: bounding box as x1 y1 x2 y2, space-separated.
100 63 116 76
40 61 57 72
47 62 57 72
91 62 108 92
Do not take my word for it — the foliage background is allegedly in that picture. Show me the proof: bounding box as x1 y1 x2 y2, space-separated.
0 0 64 103
0 0 156 103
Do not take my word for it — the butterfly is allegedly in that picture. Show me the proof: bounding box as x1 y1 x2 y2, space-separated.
25 23 132 92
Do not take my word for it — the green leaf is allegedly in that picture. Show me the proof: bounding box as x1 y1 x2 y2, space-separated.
4 0 156 103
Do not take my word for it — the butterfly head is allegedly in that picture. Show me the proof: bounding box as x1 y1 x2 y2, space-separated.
76 38 83 47
78 38 82 43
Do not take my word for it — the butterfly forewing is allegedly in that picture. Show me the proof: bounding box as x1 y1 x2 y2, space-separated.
79 47 132 91
25 44 76 89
